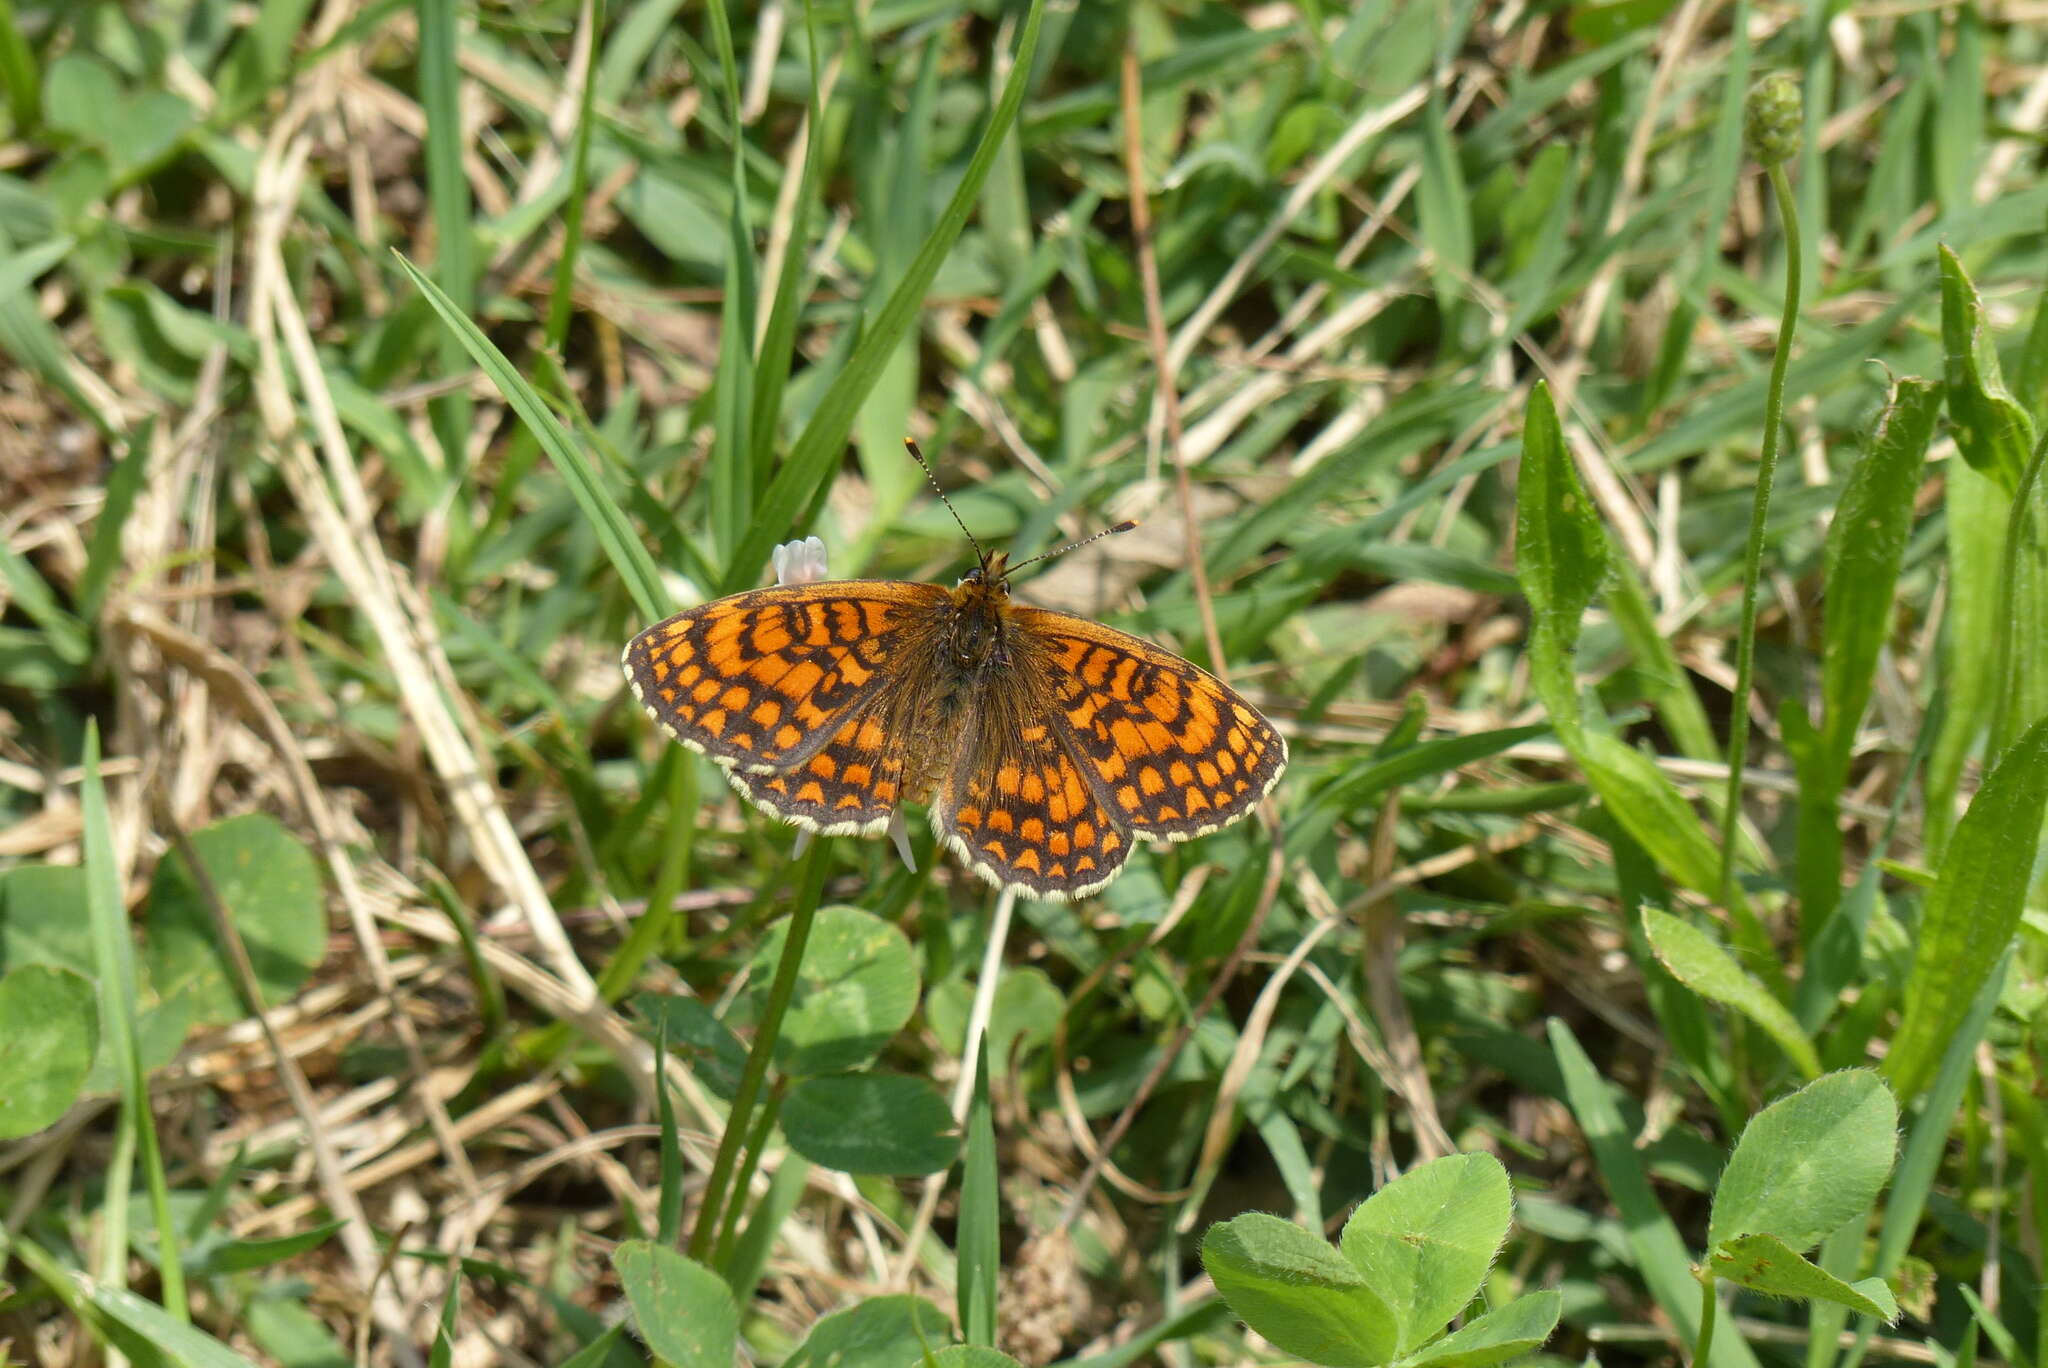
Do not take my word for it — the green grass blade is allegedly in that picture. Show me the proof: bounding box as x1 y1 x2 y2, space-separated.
717 0 1049 593
543 0 606 353
959 1037 999 1345
703 0 759 568
415 0 476 482
747 4 831 481
0 0 38 131
77 417 153 619
394 251 670 622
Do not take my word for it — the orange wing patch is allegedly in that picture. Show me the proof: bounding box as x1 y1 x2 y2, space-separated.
934 718 1130 901
1011 607 1286 843
623 581 947 773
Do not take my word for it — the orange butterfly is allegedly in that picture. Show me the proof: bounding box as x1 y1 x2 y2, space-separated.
623 485 1285 900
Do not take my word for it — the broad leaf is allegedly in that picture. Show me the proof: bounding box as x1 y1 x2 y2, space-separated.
1203 1213 1399 1368
1395 1291 1562 1368
612 1241 737 1368
1708 1233 1899 1321
1642 910 1818 1078
750 905 918 1077
1709 1070 1897 1252
1889 713 2048 1097
1338 1153 1512 1355
782 1073 960 1176
0 964 97 1138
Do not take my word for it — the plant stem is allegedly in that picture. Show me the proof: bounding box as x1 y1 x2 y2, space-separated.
712 1076 788 1269
687 839 830 1260
1695 1272 1720 1368
1718 159 1802 910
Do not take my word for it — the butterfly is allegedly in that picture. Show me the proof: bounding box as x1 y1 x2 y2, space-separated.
622 482 1286 900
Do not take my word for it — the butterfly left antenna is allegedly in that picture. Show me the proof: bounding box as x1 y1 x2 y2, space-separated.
1005 520 1140 577
904 439 988 565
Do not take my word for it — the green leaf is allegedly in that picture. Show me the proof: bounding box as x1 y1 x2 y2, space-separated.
926 966 1062 1079
0 234 71 298
1641 910 1819 1078
781 1072 960 1176
0 964 97 1138
785 1294 952 1368
84 1284 262 1368
1798 377 1942 931
1576 732 1725 899
0 528 89 665
749 905 918 1077
1888 711 2048 1097
928 1349 1026 1368
0 862 93 979
611 1241 737 1368
1516 380 1608 737
1927 459 2011 854
430 1271 458 1368
959 1045 998 1344
143 813 327 1027
555 1324 628 1368
1707 1233 1899 1321
188 1221 346 1276
1393 1291 1562 1368
717 0 1047 592
1417 80 1472 316
1708 1070 1898 1252
1940 244 2036 493
1991 433 2048 757
1818 378 1942 765
393 252 669 623
1202 1213 1400 1368
1548 1019 1762 1368
631 994 746 1101
1337 1153 1511 1356
77 417 153 617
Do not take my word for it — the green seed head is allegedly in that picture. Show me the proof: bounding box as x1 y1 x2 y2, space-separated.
1743 73 1802 168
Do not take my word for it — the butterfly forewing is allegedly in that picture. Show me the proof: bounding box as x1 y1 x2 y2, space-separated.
623 580 948 774
1012 607 1287 842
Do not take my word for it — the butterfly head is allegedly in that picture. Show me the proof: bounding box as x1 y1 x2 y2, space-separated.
957 551 1014 594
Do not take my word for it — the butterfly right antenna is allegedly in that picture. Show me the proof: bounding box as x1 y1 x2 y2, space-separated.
904 439 989 567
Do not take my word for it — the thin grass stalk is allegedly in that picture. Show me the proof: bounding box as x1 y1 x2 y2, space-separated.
688 839 831 1260
415 0 475 489
545 0 605 354
1717 158 1801 910
596 753 698 1004
891 886 1018 1282
79 723 162 1316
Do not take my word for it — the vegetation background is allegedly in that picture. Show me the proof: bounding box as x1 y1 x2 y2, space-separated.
0 0 2044 1365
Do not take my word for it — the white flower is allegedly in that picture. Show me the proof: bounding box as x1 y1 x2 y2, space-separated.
772 536 831 586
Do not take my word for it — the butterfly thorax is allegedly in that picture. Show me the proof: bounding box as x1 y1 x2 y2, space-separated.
943 555 1016 673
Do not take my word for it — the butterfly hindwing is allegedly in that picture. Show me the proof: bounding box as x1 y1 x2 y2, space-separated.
1012 607 1286 843
725 698 912 836
934 708 1131 901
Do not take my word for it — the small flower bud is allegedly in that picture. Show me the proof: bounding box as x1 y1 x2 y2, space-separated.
1743 73 1802 168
